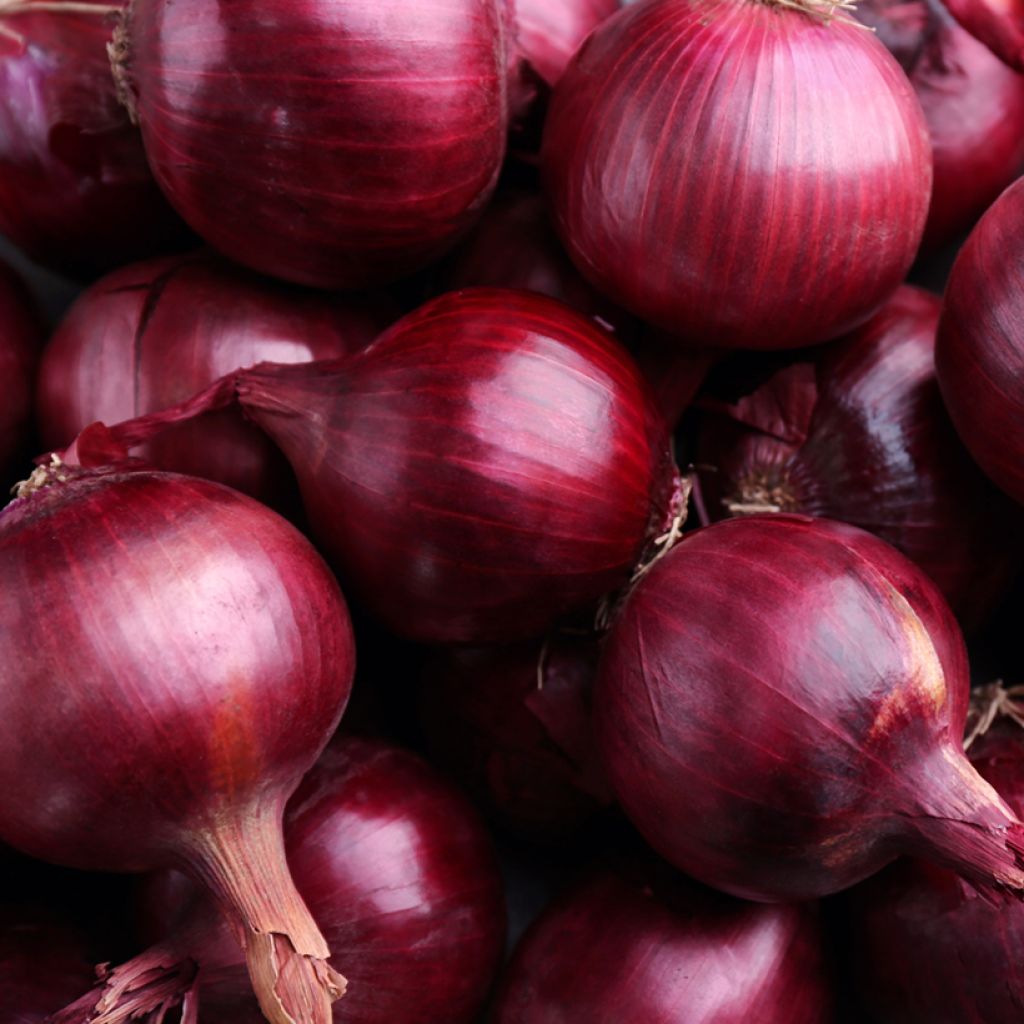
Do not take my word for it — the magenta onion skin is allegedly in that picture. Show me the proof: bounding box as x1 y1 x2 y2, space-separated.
852 724 1024 1023
697 286 1022 630
0 2 187 279
494 867 832 1023
237 288 677 644
595 514 1024 902
119 0 508 289
0 261 40 478
513 0 619 86
419 635 613 840
36 253 386 506
937 178 1024 505
0 465 355 1024
64 738 506 1024
543 0 932 350
941 0 1024 72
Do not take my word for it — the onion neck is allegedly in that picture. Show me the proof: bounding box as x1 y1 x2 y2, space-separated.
725 466 801 517
756 0 866 25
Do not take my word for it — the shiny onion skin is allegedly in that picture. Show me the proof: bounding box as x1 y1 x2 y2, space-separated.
60 738 506 1024
851 723 1024 1023
854 0 1024 249
116 0 508 288
697 286 1022 630
942 0 1024 72
595 515 1024 902
0 465 355 1024
937 178 1024 506
36 253 387 506
419 635 613 841
493 867 832 1023
0 261 40 479
0 1 187 279
543 0 932 350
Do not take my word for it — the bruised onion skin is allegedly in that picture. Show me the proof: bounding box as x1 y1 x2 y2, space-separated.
0 2 187 279
237 288 677 644
0 261 40 478
419 635 613 840
494 867 832 1023
0 466 355 1024
697 286 1022 629
543 0 932 349
595 514 1024 902
852 724 1024 1023
937 178 1024 506
64 738 506 1024
36 253 386 506
118 0 508 289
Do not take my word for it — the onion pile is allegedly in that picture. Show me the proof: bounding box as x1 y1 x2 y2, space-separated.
0 260 39 479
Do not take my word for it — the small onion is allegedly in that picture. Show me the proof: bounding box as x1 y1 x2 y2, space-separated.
595 514 1024 902
494 865 833 1022
937 177 1024 506
0 0 188 278
0 259 40 479
114 0 509 288
543 0 932 349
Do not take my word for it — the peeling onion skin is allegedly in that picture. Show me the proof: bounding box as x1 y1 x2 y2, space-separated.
120 0 508 289
35 253 388 507
697 286 1023 631
0 467 355 1024
542 0 932 350
0 262 40 480
493 867 832 1023
595 515 1024 903
937 178 1024 506
0 2 188 279
238 288 678 644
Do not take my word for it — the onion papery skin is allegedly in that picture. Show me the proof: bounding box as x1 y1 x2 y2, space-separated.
494 867 832 1023
236 288 678 644
419 635 613 841
542 0 932 350
594 514 1024 902
65 738 506 1024
120 0 508 289
0 1 188 279
851 725 1024 1023
0 466 355 1024
937 178 1024 506
854 0 1024 249
36 252 387 507
0 260 40 479
514 0 620 86
697 286 1022 630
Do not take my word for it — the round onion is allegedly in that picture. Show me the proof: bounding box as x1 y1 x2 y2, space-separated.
543 0 932 349
114 0 508 288
595 514 1024 902
0 260 40 480
494 865 832 1022
56 737 505 1024
36 252 388 507
937 177 1024 506
0 0 188 279
697 286 1022 629
0 463 356 1024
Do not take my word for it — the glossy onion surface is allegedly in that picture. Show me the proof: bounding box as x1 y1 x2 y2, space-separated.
543 0 932 349
494 867 832 1023
937 177 1024 505
120 0 508 288
0 260 40 480
698 286 1022 629
595 515 1024 902
0 2 186 278
37 253 386 506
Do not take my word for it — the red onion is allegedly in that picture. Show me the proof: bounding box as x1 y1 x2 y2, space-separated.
937 177 1024 506
0 260 40 478
57 737 506 1024
86 288 680 644
854 0 1024 248
513 0 620 87
0 0 188 279
941 0 1024 72
697 286 1022 630
595 514 1024 902
0 462 355 1024
113 0 508 288
543 0 932 350
419 634 613 840
36 253 387 507
494 865 832 1022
